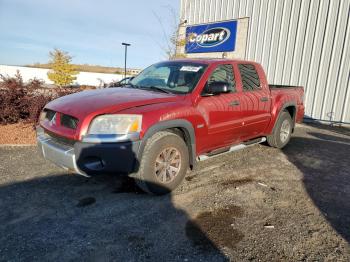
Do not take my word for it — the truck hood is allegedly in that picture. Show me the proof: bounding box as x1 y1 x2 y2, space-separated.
46 87 181 118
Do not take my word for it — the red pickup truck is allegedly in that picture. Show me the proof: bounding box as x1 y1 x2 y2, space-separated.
37 59 304 194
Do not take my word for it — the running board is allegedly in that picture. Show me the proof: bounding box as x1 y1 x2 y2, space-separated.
197 137 266 161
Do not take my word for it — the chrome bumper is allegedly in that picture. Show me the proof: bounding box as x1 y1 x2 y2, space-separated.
37 130 88 177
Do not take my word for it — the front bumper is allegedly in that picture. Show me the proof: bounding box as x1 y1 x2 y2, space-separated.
37 131 84 175
37 129 141 176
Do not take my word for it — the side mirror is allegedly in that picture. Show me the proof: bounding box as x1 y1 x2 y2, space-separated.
207 81 231 95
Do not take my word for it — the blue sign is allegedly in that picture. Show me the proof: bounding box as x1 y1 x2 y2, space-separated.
185 20 238 53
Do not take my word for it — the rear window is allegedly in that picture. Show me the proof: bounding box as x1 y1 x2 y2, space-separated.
238 64 261 91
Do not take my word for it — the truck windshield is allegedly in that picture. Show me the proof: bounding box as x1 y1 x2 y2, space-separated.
129 61 207 94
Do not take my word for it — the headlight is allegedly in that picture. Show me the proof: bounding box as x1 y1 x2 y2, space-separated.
88 114 142 135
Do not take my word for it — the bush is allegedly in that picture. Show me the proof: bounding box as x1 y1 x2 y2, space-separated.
0 72 85 125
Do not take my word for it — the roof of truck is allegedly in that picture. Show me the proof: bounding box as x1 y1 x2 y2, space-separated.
168 58 258 65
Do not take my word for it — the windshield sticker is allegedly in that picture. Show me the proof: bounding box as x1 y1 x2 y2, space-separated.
180 66 202 72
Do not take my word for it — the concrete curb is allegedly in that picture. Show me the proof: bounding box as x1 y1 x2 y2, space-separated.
0 144 35 147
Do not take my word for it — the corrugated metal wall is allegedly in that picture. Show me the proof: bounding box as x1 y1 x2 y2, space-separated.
179 0 350 124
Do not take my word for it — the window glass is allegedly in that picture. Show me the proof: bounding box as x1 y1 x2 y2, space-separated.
238 64 261 91
206 64 235 92
135 67 170 87
130 62 207 94
120 78 130 84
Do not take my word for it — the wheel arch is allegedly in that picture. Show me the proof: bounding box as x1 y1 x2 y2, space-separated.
138 119 196 169
267 102 297 134
284 105 296 123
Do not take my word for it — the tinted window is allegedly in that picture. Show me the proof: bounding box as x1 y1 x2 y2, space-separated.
238 64 261 91
207 64 235 92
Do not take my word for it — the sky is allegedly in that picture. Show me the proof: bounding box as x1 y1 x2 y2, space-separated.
0 0 179 69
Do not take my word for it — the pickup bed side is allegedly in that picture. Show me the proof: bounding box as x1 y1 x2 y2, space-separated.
266 86 304 134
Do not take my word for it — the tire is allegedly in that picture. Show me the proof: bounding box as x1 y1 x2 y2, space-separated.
267 110 293 149
134 131 189 195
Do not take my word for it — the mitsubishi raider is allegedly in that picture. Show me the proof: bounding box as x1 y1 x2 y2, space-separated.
37 59 304 194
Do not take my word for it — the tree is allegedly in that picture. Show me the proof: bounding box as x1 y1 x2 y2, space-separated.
153 6 186 60
47 49 78 87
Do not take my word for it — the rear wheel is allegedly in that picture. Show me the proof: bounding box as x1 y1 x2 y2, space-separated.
134 131 189 195
267 110 293 148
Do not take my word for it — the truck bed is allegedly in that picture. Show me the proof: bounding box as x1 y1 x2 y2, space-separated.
269 85 304 123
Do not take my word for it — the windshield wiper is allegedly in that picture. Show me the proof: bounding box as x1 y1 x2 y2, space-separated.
142 86 173 94
126 83 140 89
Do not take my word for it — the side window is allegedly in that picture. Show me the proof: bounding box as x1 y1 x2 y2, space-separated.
206 64 236 92
238 64 261 91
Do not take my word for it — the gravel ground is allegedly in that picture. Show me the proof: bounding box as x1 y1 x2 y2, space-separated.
0 123 349 261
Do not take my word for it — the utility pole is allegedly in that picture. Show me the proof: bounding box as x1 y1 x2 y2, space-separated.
122 43 131 79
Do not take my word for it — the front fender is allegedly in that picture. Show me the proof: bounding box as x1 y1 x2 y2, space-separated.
137 119 196 169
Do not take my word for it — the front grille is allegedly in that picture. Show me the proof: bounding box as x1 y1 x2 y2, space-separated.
45 131 76 147
61 114 79 130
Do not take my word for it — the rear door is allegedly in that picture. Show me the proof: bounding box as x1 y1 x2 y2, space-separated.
196 63 244 151
236 63 271 140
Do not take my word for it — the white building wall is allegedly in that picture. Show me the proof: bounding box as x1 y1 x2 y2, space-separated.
180 0 350 124
0 65 124 87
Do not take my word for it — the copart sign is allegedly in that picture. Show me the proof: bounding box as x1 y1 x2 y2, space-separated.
185 20 237 53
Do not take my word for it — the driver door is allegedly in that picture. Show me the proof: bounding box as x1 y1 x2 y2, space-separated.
196 64 244 152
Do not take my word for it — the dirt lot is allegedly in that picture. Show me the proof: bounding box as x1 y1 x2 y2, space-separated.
0 123 36 145
0 123 349 261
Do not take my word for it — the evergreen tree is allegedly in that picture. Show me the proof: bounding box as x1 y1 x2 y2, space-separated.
47 49 78 87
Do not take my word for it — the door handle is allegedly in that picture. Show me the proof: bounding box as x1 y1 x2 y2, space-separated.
229 100 240 106
260 97 269 102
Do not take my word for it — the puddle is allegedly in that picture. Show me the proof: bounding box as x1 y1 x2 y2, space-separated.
186 205 244 250
127 235 146 243
77 197 96 207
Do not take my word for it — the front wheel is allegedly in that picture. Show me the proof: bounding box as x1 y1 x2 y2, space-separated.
267 110 293 148
134 131 189 195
